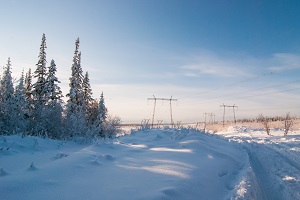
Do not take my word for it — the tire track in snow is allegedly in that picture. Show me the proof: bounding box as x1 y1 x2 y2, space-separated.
266 142 300 171
244 141 300 200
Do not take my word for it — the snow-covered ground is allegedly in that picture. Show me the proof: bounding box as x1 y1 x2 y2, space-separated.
216 126 300 200
0 126 299 199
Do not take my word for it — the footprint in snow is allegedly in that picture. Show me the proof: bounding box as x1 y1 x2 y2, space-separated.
51 152 69 160
0 168 8 176
27 162 38 171
218 170 228 177
161 187 177 197
44 179 57 185
225 183 234 191
103 154 115 161
90 159 102 166
90 154 115 165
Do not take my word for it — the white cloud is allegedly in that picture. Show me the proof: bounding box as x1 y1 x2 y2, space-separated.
179 51 256 78
179 51 300 79
181 64 244 77
268 53 300 71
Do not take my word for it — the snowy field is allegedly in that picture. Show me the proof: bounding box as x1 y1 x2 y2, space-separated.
0 126 299 200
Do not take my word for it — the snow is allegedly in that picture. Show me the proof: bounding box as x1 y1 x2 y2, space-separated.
0 126 299 199
216 126 300 200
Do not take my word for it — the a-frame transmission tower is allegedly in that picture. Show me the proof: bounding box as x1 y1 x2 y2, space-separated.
148 95 178 127
220 104 238 127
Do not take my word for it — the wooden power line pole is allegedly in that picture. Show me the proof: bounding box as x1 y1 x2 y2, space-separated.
203 113 215 124
220 104 238 127
148 95 178 127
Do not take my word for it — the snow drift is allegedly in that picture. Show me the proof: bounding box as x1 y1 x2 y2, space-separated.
1 126 299 199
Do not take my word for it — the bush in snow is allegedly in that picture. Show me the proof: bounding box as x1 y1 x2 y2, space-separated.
257 114 271 135
283 113 293 136
103 115 122 139
140 119 151 130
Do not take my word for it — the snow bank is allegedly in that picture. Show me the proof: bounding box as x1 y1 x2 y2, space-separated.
0 129 249 200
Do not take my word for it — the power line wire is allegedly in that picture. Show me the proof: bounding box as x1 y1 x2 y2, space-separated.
177 64 300 100
180 79 300 105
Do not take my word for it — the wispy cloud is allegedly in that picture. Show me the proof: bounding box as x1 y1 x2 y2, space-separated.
181 64 247 77
179 51 300 79
179 51 256 78
268 53 300 71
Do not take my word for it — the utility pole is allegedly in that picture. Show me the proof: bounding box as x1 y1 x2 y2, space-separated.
220 104 238 127
149 95 157 128
203 113 215 124
211 113 216 124
203 113 208 125
148 95 178 127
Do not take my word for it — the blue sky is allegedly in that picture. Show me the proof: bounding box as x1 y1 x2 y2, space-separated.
0 0 300 123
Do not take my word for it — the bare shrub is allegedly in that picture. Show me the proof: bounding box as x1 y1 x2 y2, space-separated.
140 119 150 130
257 114 271 135
283 113 293 136
105 115 122 139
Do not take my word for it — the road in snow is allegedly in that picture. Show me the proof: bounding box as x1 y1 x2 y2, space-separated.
218 126 300 200
0 127 299 199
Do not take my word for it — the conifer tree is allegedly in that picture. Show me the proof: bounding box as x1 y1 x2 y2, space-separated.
99 92 107 122
0 74 2 131
24 68 34 120
0 58 16 134
82 71 95 125
66 38 84 115
30 33 49 136
94 92 108 137
88 99 99 127
65 38 86 137
15 70 25 102
14 70 27 133
46 59 63 102
32 33 48 104
24 68 33 100
83 71 93 107
0 58 14 102
43 59 63 138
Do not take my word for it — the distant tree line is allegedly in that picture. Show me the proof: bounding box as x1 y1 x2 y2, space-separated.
257 113 294 136
235 115 298 124
0 34 121 140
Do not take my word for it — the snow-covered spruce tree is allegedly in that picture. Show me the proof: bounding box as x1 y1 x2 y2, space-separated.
65 38 86 138
46 60 63 101
99 92 107 122
0 58 16 135
0 74 2 131
32 33 48 104
14 70 28 134
24 68 34 126
31 33 49 137
97 92 121 138
66 38 82 114
82 71 96 126
24 68 33 101
43 59 63 139
88 99 99 127
93 92 108 137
